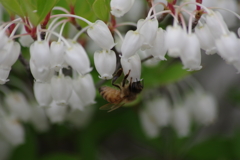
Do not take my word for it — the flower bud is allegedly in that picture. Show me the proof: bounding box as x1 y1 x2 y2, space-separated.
33 81 52 107
0 28 9 49
110 0 135 17
69 90 84 111
137 18 158 50
180 34 202 71
165 25 187 57
121 30 144 58
121 54 141 82
50 75 72 106
87 20 115 50
94 49 116 79
65 40 92 75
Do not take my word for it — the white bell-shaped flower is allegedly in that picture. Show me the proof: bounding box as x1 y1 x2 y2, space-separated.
94 49 116 79
0 40 20 68
139 109 159 138
69 90 84 111
50 41 66 71
72 74 96 106
149 28 167 60
50 75 72 106
65 40 92 75
195 24 217 55
0 28 9 49
215 32 240 64
87 20 115 50
165 25 187 57
46 101 67 123
0 66 11 84
146 97 171 127
171 105 190 137
33 81 52 107
5 92 31 122
137 18 158 50
121 54 141 82
194 92 217 125
121 30 144 58
30 59 54 82
30 40 51 72
29 106 49 132
110 0 135 17
180 34 202 71
0 116 25 146
206 11 229 39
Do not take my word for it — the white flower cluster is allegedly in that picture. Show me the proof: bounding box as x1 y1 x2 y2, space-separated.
0 90 94 158
139 82 217 138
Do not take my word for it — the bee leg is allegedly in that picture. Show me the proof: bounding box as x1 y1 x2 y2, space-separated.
122 69 131 87
112 68 123 89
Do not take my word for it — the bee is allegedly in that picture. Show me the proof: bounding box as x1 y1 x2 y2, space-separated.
99 68 143 112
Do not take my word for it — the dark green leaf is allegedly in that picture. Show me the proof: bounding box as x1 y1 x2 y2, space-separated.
37 0 59 24
65 0 76 5
0 0 25 17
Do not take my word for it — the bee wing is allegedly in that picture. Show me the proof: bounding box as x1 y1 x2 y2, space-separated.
99 102 125 112
99 103 114 110
108 103 125 112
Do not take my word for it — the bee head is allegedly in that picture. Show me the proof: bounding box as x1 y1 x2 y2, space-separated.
129 80 143 94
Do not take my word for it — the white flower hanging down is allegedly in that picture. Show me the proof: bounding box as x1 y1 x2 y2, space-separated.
165 25 187 57
171 105 191 137
50 75 72 106
180 33 202 71
65 40 92 75
5 92 31 122
94 49 116 79
33 81 52 107
87 20 115 50
30 40 51 72
46 101 67 124
121 30 144 59
149 28 167 60
110 0 135 17
137 18 158 50
50 41 66 71
121 54 141 82
72 73 96 107
195 24 217 55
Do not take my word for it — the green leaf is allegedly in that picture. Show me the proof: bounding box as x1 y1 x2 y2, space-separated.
74 0 96 27
65 0 76 5
142 61 190 88
92 0 110 21
37 0 59 24
0 0 25 17
21 0 40 26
